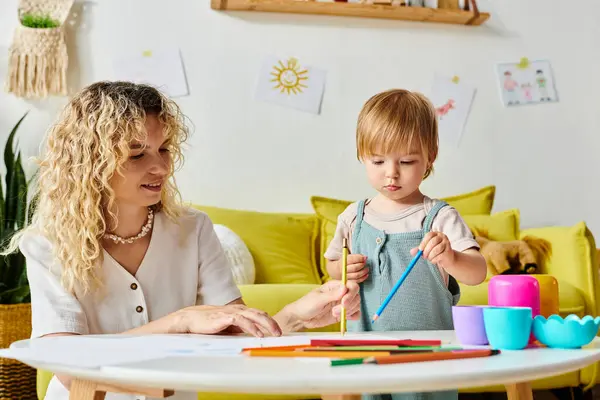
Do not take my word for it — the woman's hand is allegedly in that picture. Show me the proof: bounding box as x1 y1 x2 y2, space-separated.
278 280 361 331
177 304 283 337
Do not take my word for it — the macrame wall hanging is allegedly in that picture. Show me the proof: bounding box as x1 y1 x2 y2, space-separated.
5 0 74 98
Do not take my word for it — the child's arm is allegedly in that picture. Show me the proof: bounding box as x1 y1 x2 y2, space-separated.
412 206 486 286
412 232 486 285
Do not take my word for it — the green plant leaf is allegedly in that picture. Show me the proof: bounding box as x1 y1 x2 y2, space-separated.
1 285 30 304
0 173 4 240
4 158 18 232
4 113 25 194
20 13 60 29
15 153 27 230
4 113 26 232
2 240 20 289
0 112 32 305
0 256 7 293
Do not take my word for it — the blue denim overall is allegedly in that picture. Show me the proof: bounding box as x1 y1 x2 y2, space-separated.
349 199 460 400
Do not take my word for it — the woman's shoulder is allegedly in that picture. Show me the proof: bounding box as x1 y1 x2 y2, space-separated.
159 207 215 237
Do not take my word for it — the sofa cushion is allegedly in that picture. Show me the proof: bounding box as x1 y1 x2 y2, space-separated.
192 205 321 284
311 185 497 280
458 278 586 317
463 209 520 241
520 222 598 318
213 224 255 285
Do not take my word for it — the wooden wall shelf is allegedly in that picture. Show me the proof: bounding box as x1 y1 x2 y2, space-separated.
210 0 490 26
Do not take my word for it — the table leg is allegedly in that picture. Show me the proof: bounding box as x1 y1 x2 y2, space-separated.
69 379 174 400
505 382 533 400
321 395 361 400
69 380 105 400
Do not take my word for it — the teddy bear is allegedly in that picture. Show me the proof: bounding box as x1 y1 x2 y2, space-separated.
471 228 552 277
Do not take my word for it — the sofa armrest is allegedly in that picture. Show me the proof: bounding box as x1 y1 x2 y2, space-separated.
520 222 599 316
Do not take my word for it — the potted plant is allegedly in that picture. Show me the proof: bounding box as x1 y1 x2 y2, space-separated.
0 112 37 399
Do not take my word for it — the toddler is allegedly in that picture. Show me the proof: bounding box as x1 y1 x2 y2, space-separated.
325 89 487 400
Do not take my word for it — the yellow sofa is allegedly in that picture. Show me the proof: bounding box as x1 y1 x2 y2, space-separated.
36 185 599 399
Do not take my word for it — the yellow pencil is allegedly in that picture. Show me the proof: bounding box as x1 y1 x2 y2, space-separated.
340 238 348 336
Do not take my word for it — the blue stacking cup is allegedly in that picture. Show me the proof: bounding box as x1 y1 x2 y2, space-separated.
482 306 533 350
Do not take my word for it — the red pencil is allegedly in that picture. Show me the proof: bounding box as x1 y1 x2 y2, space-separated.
311 339 442 347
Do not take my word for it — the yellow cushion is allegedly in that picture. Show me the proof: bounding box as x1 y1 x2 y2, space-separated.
37 369 51 400
311 185 496 280
520 222 598 317
192 205 321 285
463 209 520 242
440 185 496 215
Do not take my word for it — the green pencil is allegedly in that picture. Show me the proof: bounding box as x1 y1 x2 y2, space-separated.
304 345 462 352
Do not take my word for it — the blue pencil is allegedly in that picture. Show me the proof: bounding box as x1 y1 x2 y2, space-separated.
371 249 424 323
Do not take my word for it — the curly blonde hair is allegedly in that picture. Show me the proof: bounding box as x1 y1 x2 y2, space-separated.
6 81 189 295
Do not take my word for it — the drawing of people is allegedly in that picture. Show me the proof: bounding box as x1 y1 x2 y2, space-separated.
536 69 551 101
503 71 519 105
521 82 533 102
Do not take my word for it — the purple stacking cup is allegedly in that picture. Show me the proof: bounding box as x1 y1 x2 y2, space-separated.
452 305 488 345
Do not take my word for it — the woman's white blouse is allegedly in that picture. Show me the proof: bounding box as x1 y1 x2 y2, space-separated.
21 208 242 400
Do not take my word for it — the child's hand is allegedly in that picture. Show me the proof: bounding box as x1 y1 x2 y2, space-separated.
411 231 455 267
328 254 368 282
344 254 369 283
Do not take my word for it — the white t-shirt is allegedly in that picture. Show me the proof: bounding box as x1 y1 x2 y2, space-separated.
21 208 242 400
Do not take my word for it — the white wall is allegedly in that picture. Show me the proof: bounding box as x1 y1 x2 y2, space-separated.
1 0 599 235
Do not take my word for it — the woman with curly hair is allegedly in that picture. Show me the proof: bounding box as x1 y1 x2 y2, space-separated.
5 81 360 400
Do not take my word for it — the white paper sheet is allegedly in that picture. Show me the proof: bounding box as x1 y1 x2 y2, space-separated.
429 75 476 147
0 333 400 369
111 48 189 98
255 55 327 114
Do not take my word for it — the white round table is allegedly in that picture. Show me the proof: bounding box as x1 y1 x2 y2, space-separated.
13 330 600 400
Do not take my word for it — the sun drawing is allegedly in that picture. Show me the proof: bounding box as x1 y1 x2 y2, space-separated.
270 58 309 95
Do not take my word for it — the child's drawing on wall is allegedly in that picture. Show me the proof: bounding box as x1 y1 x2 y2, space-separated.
535 70 552 101
429 75 476 147
521 82 533 102
503 71 519 105
435 99 455 119
496 59 558 107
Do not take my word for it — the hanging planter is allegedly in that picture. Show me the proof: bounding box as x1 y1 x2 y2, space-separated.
5 0 74 98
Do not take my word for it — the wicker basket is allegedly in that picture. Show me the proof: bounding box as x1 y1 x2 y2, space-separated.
0 303 36 400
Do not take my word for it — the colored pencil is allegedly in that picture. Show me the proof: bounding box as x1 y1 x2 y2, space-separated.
301 345 462 352
244 350 392 358
372 249 423 323
310 339 442 347
340 238 349 336
330 349 500 367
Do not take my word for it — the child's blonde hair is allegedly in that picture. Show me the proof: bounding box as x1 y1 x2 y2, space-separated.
5 81 189 295
356 89 438 179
